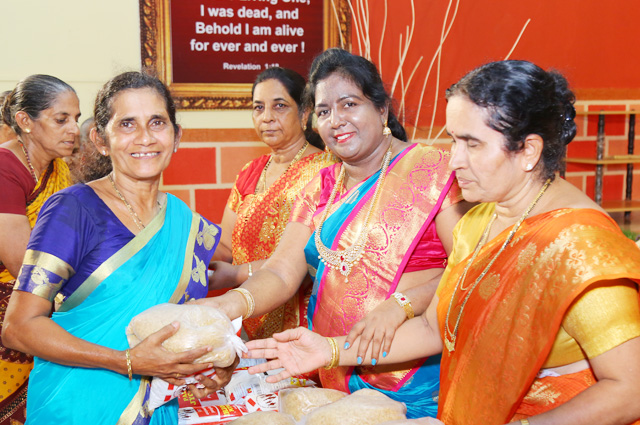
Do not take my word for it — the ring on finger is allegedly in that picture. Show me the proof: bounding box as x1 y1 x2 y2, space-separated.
175 373 181 379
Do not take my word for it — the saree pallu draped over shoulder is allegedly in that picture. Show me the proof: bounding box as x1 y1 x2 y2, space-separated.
25 195 216 425
0 157 71 425
304 144 459 418
437 207 640 425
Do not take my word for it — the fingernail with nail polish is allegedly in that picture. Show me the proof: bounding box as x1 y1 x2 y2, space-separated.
382 351 387 358
357 356 363 365
344 342 350 349
371 358 377 366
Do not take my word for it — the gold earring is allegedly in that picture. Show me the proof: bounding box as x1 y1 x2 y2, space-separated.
382 120 391 137
303 124 307 131
25 128 31 134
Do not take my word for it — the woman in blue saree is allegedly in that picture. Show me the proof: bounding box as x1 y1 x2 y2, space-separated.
2 72 232 424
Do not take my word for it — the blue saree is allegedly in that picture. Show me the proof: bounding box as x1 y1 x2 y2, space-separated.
15 184 220 425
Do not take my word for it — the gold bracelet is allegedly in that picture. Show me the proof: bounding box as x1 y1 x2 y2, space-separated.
125 348 133 381
324 337 340 369
520 419 530 425
247 262 253 278
231 287 255 320
391 292 415 320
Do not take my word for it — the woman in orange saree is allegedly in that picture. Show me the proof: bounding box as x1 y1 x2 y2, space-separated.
244 60 640 425
209 67 336 340
0 75 77 424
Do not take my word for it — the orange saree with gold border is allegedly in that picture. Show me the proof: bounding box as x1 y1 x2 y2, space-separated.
228 151 336 340
436 205 640 425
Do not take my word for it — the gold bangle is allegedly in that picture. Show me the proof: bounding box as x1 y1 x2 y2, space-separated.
231 287 255 320
247 262 253 278
391 292 415 320
520 419 530 425
125 348 133 381
324 337 340 369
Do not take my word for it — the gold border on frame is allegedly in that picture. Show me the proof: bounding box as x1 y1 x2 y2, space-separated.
139 0 351 110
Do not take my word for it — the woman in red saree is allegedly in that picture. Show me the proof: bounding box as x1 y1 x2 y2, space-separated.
209 67 336 340
0 75 78 424
244 60 640 425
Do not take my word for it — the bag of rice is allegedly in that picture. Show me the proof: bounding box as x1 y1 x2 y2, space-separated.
230 411 297 425
126 303 246 366
301 388 406 425
279 387 347 421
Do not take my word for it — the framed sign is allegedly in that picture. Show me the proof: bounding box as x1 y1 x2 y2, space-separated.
140 0 351 109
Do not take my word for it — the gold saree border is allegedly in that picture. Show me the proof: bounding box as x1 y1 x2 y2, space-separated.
58 198 168 313
116 378 152 424
22 249 75 281
169 212 202 303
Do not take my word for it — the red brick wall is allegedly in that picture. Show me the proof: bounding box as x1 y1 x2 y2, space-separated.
565 101 640 202
160 128 270 223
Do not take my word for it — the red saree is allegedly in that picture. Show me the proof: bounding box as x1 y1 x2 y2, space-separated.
228 151 336 340
437 205 640 424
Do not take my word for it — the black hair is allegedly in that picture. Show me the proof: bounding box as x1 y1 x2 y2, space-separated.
252 67 324 149
446 60 576 180
304 48 407 142
94 71 179 142
1 75 76 135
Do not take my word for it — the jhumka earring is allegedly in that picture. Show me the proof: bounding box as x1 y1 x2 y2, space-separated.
382 119 391 137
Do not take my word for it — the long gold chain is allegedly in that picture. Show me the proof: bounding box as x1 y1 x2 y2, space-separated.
314 143 393 282
19 142 38 183
443 178 552 353
255 141 309 195
108 173 145 230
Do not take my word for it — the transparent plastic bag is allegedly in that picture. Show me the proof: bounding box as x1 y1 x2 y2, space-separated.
278 387 347 421
230 411 297 425
126 303 246 367
301 389 406 425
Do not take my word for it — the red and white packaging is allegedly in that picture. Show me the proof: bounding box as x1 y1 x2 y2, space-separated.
178 404 250 425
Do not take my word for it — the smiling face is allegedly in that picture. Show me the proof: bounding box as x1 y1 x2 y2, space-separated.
26 90 81 159
252 79 304 149
314 73 387 165
99 87 179 183
446 95 525 203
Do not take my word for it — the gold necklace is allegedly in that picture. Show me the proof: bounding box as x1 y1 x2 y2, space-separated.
255 141 309 195
19 142 38 183
314 143 393 282
108 173 145 230
443 178 552 353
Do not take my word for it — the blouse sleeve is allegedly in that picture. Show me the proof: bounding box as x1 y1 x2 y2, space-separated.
562 281 640 358
0 150 34 215
14 191 94 302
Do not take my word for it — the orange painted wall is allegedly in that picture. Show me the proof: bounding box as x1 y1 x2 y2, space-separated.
162 1 640 223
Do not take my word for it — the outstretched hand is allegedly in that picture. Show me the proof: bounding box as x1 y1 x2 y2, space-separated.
344 298 406 364
129 322 213 379
244 327 332 383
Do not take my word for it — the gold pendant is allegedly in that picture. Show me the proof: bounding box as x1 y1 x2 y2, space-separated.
444 336 456 353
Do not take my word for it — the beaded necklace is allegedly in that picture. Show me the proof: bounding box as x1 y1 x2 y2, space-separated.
19 142 38 183
255 141 309 195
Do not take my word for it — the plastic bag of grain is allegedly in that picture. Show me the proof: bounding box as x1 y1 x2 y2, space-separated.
301 389 406 425
279 387 348 421
126 303 246 366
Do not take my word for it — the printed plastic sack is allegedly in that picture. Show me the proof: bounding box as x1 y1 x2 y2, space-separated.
301 388 406 425
126 303 246 366
278 387 347 421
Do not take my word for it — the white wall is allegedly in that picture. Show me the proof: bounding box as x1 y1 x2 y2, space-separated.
0 0 251 129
